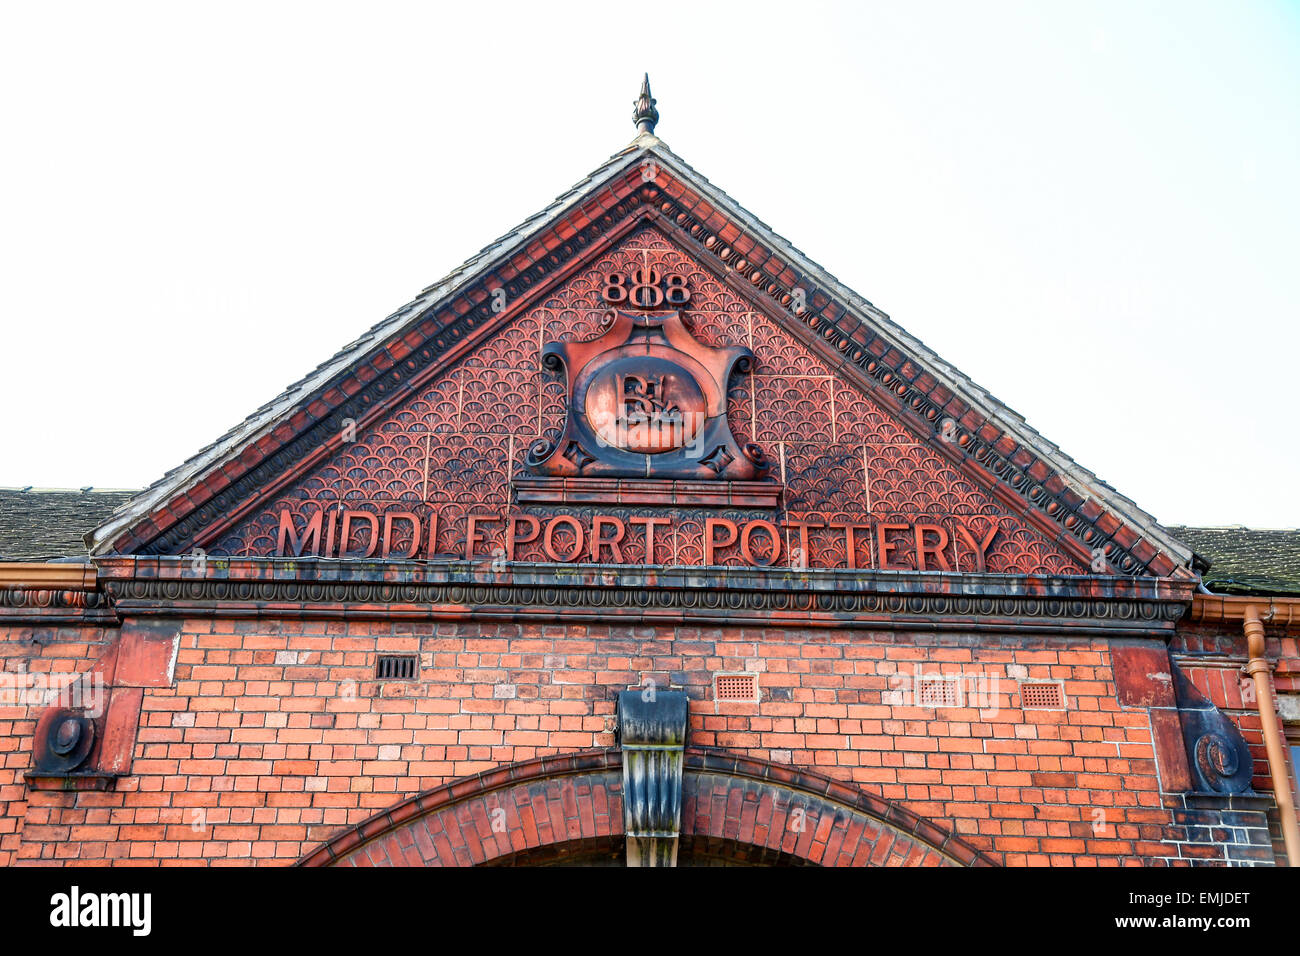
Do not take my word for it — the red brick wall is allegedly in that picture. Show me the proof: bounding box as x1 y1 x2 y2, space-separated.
4 616 1208 866
1170 625 1299 865
0 624 113 867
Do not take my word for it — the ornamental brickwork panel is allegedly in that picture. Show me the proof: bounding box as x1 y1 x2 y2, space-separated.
214 225 1085 575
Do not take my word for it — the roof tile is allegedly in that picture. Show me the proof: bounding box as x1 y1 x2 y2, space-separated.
1167 526 1300 596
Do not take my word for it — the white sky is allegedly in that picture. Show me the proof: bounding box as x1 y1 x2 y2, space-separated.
1 1 1296 527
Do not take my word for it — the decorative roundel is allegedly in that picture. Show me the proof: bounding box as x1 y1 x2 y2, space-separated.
37 710 96 774
583 355 706 454
529 302 759 481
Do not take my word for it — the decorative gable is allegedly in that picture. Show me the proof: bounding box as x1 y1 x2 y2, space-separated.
88 121 1193 582
176 224 1083 575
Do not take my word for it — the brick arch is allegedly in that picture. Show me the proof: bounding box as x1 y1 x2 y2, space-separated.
296 749 997 867
482 835 816 866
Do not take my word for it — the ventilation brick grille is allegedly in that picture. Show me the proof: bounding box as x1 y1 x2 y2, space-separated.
376 654 418 681
714 673 759 702
1020 681 1065 709
917 676 960 708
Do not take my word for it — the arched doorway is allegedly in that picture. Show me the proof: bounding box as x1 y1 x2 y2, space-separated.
297 749 996 867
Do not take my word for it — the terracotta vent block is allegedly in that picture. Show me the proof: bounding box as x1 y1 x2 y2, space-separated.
376 654 418 681
917 676 960 708
1020 681 1065 710
714 672 759 703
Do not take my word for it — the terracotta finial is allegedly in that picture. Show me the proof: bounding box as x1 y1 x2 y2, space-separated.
633 73 658 134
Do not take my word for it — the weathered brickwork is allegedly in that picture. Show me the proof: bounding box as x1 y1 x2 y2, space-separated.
1159 792 1276 866
300 750 990 867
0 624 113 867
1170 625 1299 865
2 617 1233 866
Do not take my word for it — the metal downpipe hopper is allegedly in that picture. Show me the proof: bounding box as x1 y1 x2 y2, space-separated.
616 689 689 866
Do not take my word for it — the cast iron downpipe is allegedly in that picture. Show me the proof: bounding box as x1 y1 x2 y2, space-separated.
1242 604 1300 866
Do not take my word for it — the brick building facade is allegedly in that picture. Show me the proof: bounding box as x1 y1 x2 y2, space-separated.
2 81 1297 867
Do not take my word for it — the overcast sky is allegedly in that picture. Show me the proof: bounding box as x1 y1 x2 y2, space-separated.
1 1 1296 527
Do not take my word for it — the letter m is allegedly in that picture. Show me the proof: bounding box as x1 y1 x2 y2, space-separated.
277 510 323 556
101 893 131 926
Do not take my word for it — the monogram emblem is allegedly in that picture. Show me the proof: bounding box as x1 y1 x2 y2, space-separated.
585 358 705 454
619 374 678 426
525 278 762 481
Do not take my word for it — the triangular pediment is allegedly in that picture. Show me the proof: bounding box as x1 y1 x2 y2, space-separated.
88 135 1194 580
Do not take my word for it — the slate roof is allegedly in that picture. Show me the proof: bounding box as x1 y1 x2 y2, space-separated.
0 488 137 561
1166 526 1300 596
